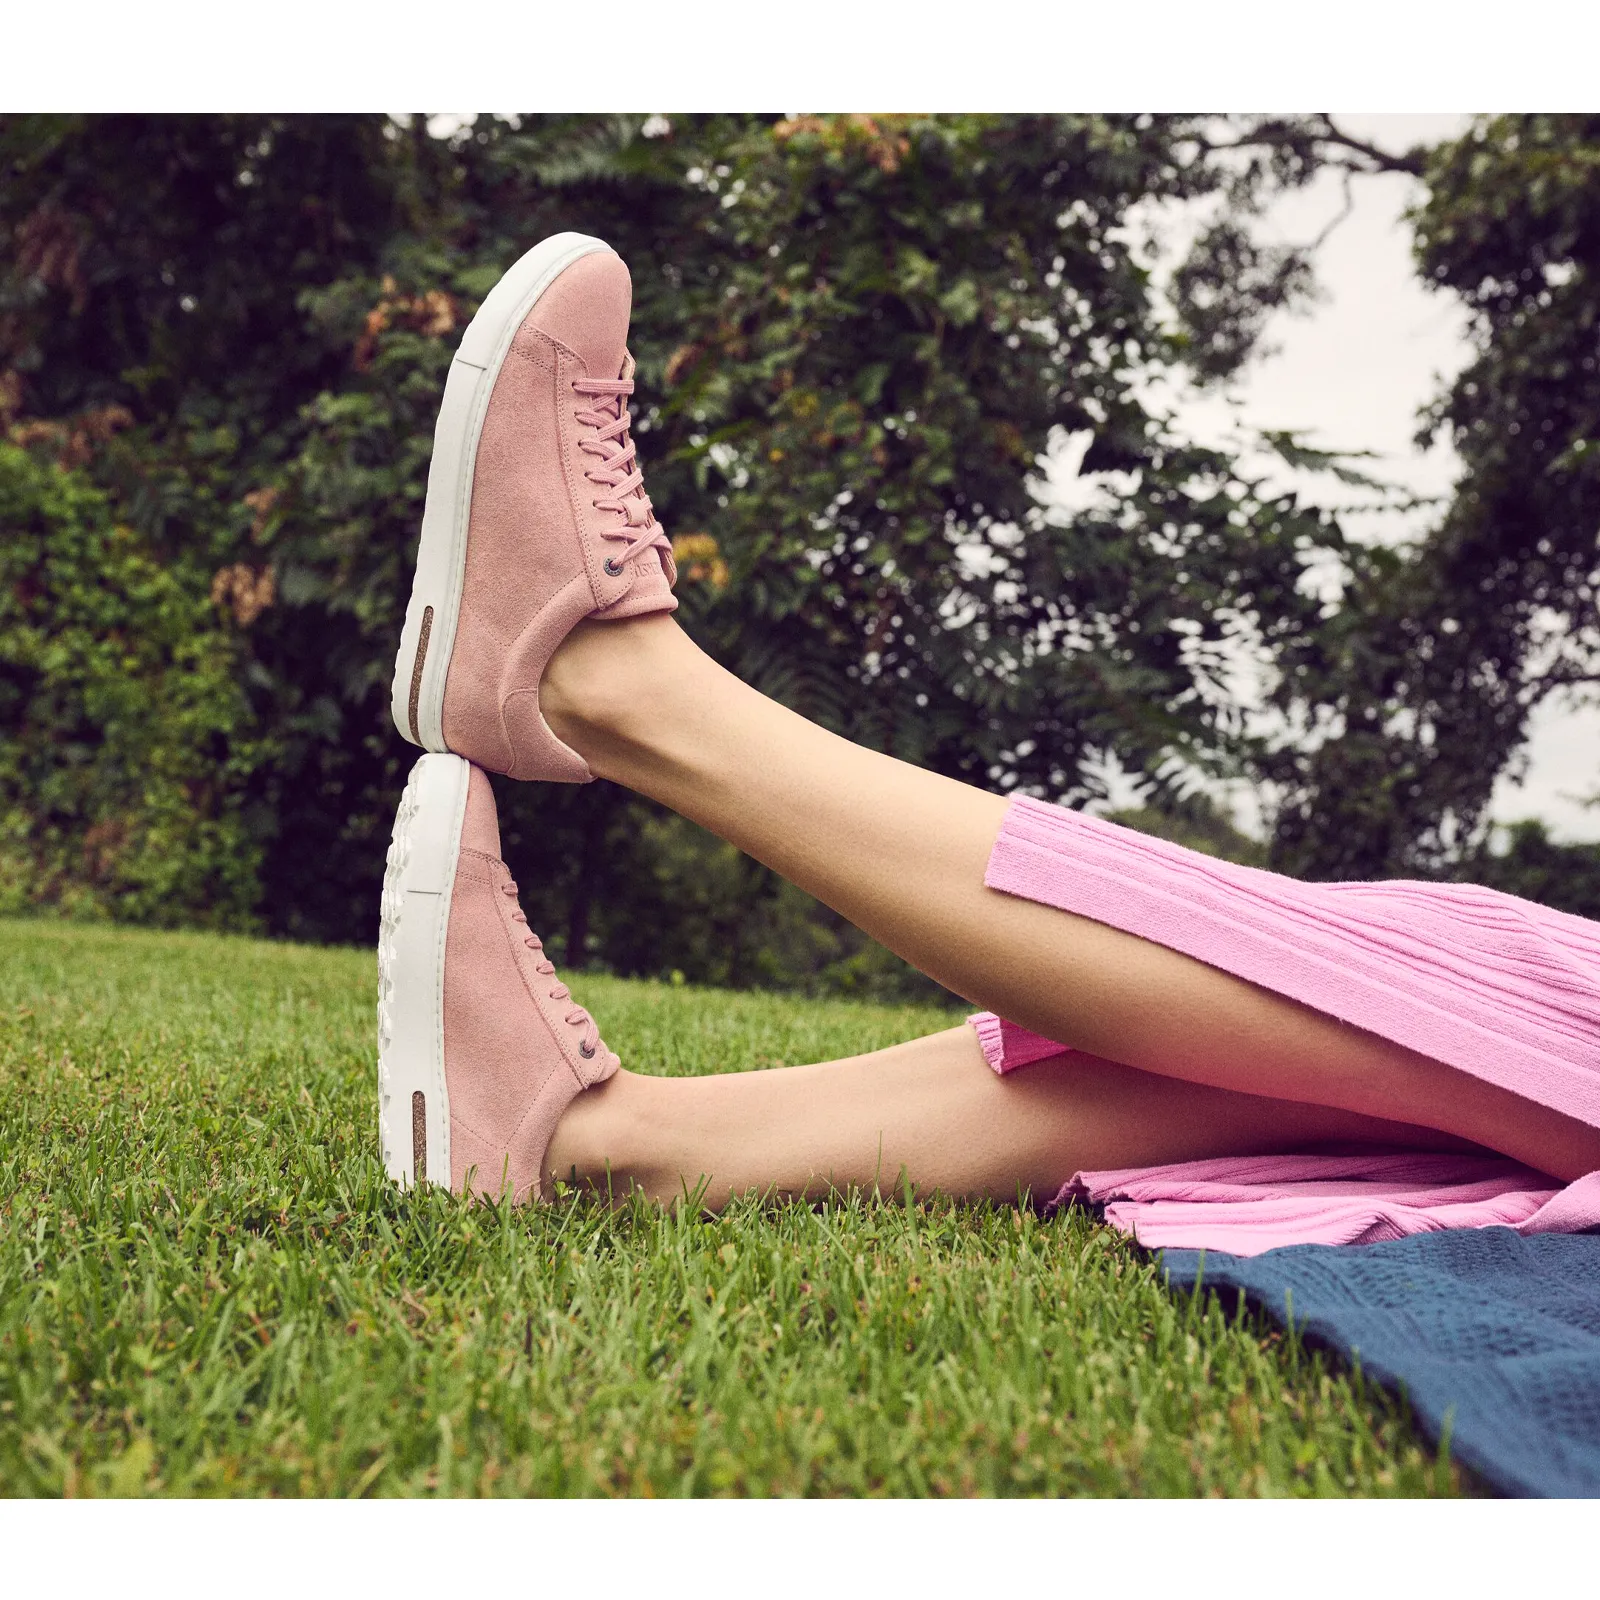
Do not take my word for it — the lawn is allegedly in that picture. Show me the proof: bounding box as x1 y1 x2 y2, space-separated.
0 917 1464 1496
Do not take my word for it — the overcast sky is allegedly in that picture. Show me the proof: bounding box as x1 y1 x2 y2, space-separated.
1143 113 1598 843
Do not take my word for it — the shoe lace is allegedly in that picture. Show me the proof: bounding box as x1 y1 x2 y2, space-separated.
571 373 673 576
501 880 601 1058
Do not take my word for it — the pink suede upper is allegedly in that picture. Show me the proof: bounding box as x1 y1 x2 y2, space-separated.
441 250 677 782
458 761 502 856
443 765 618 1201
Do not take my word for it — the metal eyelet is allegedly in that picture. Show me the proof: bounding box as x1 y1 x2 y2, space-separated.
603 557 622 577
579 1041 596 1059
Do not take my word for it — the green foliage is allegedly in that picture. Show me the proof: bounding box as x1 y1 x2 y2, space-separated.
1169 216 1318 384
0 442 260 926
573 806 952 999
0 112 1357 972
0 113 416 941
0 918 1464 1496
643 115 1344 805
5 112 1593 962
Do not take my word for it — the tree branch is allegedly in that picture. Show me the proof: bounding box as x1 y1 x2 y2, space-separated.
1302 167 1357 252
1311 115 1427 178
1184 115 1428 180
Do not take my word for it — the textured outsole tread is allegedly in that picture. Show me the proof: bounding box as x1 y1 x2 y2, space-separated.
376 752 469 1190
376 760 425 1177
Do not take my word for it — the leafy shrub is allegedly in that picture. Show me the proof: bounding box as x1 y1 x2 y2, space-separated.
0 441 262 926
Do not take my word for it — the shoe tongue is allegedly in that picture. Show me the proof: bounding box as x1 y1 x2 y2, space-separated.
526 249 631 380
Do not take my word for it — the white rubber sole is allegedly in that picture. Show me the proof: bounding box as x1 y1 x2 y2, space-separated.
390 231 614 751
376 752 472 1189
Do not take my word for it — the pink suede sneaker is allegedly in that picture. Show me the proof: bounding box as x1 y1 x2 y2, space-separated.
377 752 619 1199
390 233 678 782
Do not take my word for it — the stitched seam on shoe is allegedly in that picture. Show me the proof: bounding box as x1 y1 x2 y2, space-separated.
500 574 591 691
502 1062 578 1157
499 692 586 782
449 1098 553 1152
454 851 497 885
496 574 592 778
500 572 589 669
459 592 515 652
508 331 561 372
504 1045 588 1205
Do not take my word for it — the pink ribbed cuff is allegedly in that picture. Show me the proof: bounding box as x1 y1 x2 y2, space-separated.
966 1011 1070 1075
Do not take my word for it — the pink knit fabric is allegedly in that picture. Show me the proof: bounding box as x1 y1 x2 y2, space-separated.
966 796 1600 1252
965 1011 1071 1072
1061 1154 1600 1256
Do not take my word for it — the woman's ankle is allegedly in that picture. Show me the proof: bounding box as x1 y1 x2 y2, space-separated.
545 1066 647 1198
541 613 692 771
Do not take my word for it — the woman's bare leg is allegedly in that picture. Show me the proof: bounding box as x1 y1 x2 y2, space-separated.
543 616 1600 1181
545 1026 1480 1208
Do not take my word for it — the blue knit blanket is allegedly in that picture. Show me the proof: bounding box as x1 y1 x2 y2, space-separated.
1161 1227 1600 1497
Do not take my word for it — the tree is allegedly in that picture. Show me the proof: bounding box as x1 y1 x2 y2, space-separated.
0 113 1392 977
1 114 413 935
636 115 1341 807
1265 115 1600 881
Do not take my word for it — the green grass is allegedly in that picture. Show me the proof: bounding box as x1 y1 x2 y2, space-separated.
0 917 1464 1497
